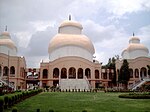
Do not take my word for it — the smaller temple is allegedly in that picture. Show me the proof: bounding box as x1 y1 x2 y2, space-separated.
116 35 150 90
0 29 26 90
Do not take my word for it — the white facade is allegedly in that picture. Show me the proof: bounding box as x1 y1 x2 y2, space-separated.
49 45 93 62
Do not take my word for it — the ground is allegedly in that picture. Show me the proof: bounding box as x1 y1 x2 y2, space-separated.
5 92 150 112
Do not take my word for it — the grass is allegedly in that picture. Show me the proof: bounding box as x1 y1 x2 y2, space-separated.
4 92 150 112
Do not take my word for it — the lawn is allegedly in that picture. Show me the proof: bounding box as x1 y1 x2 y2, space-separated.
5 92 150 112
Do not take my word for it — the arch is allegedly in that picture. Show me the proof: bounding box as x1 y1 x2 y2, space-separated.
109 72 113 79
10 66 15 74
95 70 99 79
0 66 2 76
68 67 76 79
61 68 67 79
85 68 91 78
3 66 9 76
43 69 48 78
53 68 59 78
129 68 133 78
77 68 83 79
134 69 139 78
140 67 147 78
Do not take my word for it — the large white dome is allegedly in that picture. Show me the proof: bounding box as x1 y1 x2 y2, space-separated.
0 31 17 56
122 36 149 59
48 20 95 61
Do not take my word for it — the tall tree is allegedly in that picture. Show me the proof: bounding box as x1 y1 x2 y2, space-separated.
111 57 117 86
119 59 130 89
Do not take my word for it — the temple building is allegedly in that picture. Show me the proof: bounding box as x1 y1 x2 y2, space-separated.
0 30 26 90
1 19 149 91
116 35 150 89
39 19 114 90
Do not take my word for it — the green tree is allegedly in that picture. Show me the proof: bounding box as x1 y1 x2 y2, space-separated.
119 59 130 89
103 57 117 86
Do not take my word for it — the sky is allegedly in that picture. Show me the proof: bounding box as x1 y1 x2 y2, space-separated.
0 0 150 68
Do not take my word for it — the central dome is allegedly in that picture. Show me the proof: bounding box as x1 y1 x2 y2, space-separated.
48 20 95 61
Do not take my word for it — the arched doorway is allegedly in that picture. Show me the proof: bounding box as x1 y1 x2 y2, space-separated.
140 67 147 79
95 70 99 79
0 66 2 77
129 68 133 78
10 66 15 75
135 69 139 78
85 68 91 78
53 68 59 78
77 68 83 79
43 69 48 78
68 67 76 79
61 68 67 79
3 66 9 76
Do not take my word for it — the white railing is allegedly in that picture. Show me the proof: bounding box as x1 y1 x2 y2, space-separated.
131 78 150 90
0 79 15 89
84 76 91 89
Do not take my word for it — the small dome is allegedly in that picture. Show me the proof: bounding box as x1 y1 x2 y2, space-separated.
122 35 149 59
129 36 140 44
59 20 83 29
126 43 149 53
48 34 95 54
0 31 17 50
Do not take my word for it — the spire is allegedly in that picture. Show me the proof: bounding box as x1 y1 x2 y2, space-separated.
69 15 71 21
133 32 135 36
5 25 7 31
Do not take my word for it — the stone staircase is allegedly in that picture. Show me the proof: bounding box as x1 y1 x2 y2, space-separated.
59 78 90 91
0 79 15 89
130 78 150 90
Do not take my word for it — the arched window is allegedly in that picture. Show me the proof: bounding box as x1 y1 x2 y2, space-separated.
109 73 113 79
61 68 67 79
140 67 147 78
0 66 2 76
3 66 9 76
95 70 99 79
69 67 76 79
53 68 59 78
129 68 133 78
135 69 139 78
78 68 83 79
10 66 15 74
43 69 48 78
85 68 91 79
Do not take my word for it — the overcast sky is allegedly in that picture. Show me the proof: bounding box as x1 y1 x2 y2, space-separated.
0 0 150 68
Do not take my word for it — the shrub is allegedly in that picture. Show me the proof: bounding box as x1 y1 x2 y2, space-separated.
37 108 40 112
8 96 12 107
82 110 87 112
4 96 8 109
12 107 17 112
0 98 4 112
49 109 54 112
119 93 150 99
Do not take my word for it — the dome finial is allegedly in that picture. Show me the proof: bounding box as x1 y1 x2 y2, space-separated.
133 32 135 36
69 15 71 21
5 25 8 31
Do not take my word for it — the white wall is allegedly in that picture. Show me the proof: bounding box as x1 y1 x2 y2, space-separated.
0 46 17 56
122 50 148 59
59 26 82 34
49 45 93 62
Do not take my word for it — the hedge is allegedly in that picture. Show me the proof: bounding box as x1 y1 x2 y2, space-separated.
119 92 150 99
0 89 42 111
